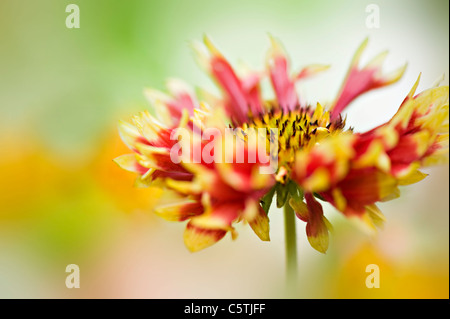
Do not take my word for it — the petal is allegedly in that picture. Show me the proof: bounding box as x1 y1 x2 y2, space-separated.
201 35 263 124
132 110 168 144
289 194 331 253
349 204 386 235
113 154 148 174
144 78 198 127
293 82 447 219
118 120 142 151
353 140 391 172
166 78 197 113
266 35 298 112
304 194 330 253
372 81 448 176
365 204 386 229
331 38 407 119
135 142 190 174
143 88 174 126
390 80 448 130
305 220 329 254
154 199 204 222
183 222 227 252
292 133 356 192
189 202 242 231
322 168 399 216
165 178 202 196
288 196 309 222
243 200 270 241
295 64 330 81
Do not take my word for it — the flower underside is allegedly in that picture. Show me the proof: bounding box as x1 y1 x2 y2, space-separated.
114 35 449 253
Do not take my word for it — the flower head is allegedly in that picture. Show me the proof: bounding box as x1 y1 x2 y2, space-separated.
115 35 448 253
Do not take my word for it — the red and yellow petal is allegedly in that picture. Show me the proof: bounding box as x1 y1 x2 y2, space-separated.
182 201 244 251
357 79 449 179
289 193 331 253
266 35 299 112
321 168 399 217
113 154 148 175
118 120 143 151
292 133 356 192
197 36 263 124
331 38 407 119
144 78 197 127
243 200 270 242
183 222 228 252
154 199 204 222
295 64 330 81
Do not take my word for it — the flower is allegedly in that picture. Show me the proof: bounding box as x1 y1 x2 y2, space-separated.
114 35 448 253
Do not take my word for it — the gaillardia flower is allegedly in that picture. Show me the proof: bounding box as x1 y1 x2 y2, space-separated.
114 35 448 254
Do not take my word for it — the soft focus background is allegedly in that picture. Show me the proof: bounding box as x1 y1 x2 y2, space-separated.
0 0 448 298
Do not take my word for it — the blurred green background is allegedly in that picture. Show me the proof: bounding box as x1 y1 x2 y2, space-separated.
0 0 448 298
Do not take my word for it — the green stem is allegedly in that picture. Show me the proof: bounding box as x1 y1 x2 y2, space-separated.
283 201 298 294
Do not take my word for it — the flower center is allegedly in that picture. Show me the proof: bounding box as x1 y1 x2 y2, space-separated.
240 103 347 182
